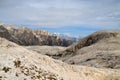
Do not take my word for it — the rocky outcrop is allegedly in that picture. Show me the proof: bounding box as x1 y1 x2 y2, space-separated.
13 27 39 45
5 25 74 46
33 30 73 46
34 29 51 36
0 25 12 39
0 25 23 44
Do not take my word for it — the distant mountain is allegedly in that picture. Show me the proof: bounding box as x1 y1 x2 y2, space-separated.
0 25 23 45
53 33 80 42
58 34 78 42
0 24 74 46
7 26 40 45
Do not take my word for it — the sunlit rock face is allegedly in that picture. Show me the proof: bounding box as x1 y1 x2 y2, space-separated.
0 25 10 38
34 29 51 36
0 25 23 45
5 25 74 46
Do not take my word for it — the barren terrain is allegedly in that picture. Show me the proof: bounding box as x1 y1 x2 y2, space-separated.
0 30 120 80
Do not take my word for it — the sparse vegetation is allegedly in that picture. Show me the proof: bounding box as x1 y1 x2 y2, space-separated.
2 67 11 73
14 59 21 68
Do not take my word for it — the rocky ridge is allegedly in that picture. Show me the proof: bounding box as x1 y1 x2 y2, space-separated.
0 24 74 46
55 30 120 69
0 25 23 45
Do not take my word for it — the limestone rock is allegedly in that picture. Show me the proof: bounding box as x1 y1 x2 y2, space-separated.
6 25 73 46
0 25 23 45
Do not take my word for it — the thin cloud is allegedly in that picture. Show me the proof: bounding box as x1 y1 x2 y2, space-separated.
0 0 120 28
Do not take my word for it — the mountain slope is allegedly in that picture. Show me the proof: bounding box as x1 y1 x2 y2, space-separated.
6 25 73 46
7 26 40 45
0 37 120 80
58 30 120 69
0 25 23 45
65 30 118 53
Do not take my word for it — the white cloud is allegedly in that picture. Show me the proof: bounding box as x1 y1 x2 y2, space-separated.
0 0 120 28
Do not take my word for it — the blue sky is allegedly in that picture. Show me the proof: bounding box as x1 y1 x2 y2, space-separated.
0 0 120 37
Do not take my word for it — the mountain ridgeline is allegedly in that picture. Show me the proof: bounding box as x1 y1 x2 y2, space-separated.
0 25 120 80
0 24 74 46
